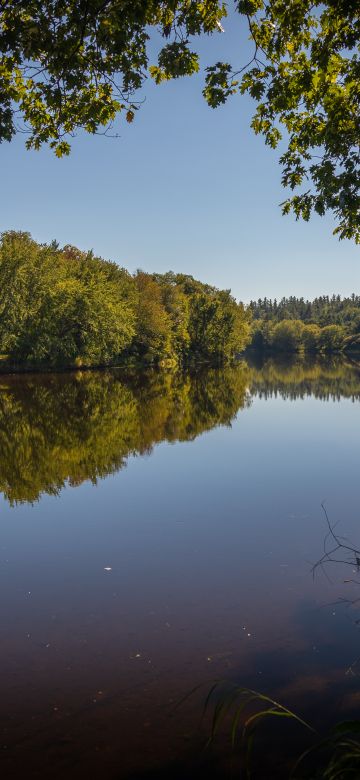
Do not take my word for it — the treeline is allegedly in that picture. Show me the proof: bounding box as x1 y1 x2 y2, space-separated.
3 231 358 363
0 231 251 367
249 295 360 327
248 295 360 354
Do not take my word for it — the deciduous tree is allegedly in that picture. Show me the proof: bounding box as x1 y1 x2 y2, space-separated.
1 2 359 239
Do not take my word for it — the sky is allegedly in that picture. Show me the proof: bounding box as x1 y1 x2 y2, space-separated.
1 12 359 303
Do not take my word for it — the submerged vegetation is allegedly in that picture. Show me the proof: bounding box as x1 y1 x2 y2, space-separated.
0 231 250 368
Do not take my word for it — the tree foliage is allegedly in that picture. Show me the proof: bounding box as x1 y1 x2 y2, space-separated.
271 319 304 352
250 318 352 354
0 0 225 155
0 2 359 239
131 269 251 362
205 0 360 242
133 271 173 360
249 294 360 354
250 294 360 328
0 231 250 366
0 231 137 365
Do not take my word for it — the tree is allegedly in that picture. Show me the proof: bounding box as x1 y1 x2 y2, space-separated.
271 319 304 352
0 233 251 367
133 271 173 361
151 272 191 359
0 2 359 240
205 1 360 242
318 324 345 352
302 324 321 352
0 231 137 365
249 294 360 333
187 287 249 361
0 0 225 156
250 320 273 351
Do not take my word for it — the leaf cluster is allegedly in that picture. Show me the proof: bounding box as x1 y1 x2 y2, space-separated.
0 1 226 153
204 1 360 241
1 2 358 238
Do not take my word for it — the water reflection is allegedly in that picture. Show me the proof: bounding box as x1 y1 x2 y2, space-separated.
247 353 360 401
1 356 360 778
2 356 360 504
0 365 251 504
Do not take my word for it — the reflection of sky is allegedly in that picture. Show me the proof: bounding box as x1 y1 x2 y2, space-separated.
1 389 360 776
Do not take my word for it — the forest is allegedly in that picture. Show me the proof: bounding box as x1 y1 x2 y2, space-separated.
0 231 250 368
249 296 360 354
1 231 359 367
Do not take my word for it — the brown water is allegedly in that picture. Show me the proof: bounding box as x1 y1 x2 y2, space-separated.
1 356 360 778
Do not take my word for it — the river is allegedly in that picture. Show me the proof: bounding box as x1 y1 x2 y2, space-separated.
1 355 360 778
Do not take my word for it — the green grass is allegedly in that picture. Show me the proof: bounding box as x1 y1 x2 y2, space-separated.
179 679 360 779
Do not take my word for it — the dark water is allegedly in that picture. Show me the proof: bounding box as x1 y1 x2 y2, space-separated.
1 356 360 778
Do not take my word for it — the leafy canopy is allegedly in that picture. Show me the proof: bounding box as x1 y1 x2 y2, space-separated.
0 231 250 366
248 294 360 353
0 231 137 365
1 1 359 240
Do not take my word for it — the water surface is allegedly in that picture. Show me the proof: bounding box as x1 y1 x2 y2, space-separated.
1 356 360 778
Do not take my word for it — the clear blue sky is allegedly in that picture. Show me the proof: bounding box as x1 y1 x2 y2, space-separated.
1 13 359 303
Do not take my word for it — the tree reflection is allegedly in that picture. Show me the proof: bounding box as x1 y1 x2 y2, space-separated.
0 365 251 504
2 355 360 505
247 354 360 401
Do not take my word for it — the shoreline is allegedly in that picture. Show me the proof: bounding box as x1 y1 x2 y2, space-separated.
0 356 238 376
1 348 359 377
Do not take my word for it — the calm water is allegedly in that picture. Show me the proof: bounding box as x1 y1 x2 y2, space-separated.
1 356 360 778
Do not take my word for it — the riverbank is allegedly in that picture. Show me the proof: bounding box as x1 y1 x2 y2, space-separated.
0 354 238 375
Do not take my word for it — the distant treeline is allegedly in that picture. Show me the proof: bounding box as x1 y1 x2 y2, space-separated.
0 231 251 367
248 295 360 353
